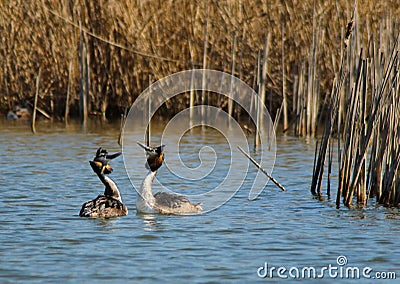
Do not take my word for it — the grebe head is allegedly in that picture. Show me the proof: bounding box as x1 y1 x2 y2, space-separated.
93 147 122 174
137 142 165 172
96 147 107 157
89 160 103 175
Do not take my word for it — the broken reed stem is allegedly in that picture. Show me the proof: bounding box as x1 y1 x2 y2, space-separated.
311 10 400 208
273 106 282 131
189 67 195 128
310 74 342 197
79 25 89 127
258 33 270 131
347 42 398 205
146 76 152 147
31 68 41 134
327 139 333 197
238 146 287 191
281 22 288 130
310 2 355 204
254 52 261 148
342 49 365 206
201 5 209 125
228 32 236 125
65 59 72 125
118 106 128 146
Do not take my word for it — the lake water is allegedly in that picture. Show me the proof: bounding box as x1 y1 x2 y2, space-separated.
1 120 399 283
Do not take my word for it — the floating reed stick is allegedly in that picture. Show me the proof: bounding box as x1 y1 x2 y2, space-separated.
238 146 286 191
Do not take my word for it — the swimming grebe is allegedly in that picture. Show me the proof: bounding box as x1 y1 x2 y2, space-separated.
79 148 128 218
136 142 202 214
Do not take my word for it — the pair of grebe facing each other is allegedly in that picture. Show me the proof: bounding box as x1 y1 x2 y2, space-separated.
79 148 128 218
79 143 201 218
136 142 202 214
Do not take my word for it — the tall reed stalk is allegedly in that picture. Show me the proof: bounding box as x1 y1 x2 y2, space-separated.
1 1 398 126
311 5 400 207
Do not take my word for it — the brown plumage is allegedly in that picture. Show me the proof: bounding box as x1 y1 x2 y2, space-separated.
146 152 164 172
79 194 128 218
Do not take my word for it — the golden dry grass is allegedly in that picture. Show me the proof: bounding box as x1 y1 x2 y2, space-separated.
0 0 399 121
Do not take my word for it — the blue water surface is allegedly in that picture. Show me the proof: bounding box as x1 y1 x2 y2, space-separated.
0 120 399 283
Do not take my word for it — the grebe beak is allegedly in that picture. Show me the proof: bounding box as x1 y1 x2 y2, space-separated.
105 152 122 160
137 142 165 154
95 147 121 160
92 147 121 175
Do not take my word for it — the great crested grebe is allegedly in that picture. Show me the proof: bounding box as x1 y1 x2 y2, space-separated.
79 148 128 218
136 142 202 214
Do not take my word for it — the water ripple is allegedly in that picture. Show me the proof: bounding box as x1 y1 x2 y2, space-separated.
0 123 399 282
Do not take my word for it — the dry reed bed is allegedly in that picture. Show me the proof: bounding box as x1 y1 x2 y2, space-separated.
311 10 400 207
1 1 399 127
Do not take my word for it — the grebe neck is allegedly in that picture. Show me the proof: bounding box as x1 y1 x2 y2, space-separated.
103 175 122 202
136 170 157 213
92 166 122 202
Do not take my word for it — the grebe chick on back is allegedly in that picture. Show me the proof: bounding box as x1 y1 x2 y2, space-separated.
136 142 202 215
79 148 128 218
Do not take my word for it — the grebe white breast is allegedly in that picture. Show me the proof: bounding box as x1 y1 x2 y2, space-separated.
79 148 128 218
136 142 202 215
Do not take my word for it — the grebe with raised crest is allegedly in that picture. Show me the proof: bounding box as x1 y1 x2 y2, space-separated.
136 142 202 214
79 148 128 218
